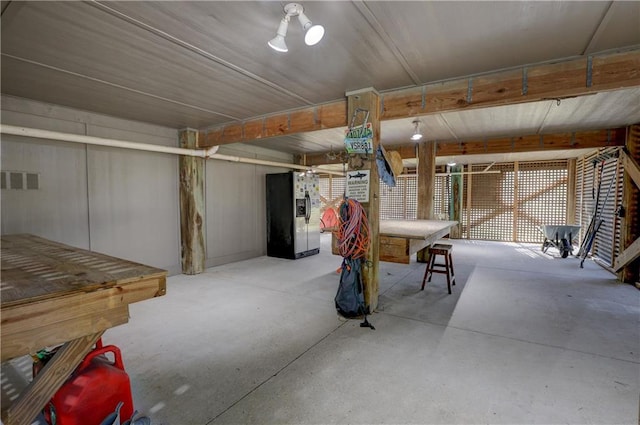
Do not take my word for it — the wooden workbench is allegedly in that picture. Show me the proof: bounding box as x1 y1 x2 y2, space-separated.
332 219 458 264
1 234 167 425
378 220 458 264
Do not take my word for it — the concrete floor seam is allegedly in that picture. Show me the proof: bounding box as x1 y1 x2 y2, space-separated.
205 321 348 425
377 310 640 365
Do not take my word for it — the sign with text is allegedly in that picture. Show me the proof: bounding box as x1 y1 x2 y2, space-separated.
345 170 370 203
344 123 373 154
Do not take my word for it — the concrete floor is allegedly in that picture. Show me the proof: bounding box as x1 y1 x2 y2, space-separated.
5 235 639 424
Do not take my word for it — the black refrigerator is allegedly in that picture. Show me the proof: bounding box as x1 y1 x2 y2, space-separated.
266 171 321 259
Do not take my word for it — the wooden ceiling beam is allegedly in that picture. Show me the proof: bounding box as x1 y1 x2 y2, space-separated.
199 49 640 148
303 128 626 165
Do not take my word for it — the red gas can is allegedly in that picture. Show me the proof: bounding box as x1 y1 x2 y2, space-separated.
43 344 134 425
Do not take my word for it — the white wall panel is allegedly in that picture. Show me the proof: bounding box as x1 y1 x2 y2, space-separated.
205 144 291 267
1 96 181 274
86 144 180 273
1 137 90 248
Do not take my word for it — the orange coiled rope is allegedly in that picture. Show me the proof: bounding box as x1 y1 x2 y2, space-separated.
337 198 371 259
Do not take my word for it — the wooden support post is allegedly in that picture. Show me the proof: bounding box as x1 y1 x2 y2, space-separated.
513 161 520 241
617 125 640 283
417 141 436 262
449 165 463 238
179 128 206 275
466 164 473 239
566 159 577 225
578 156 586 241
346 89 380 312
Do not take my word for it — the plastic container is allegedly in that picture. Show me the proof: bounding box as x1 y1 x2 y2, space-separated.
43 344 134 425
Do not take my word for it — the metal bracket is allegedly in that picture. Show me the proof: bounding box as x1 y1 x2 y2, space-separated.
348 108 370 131
522 67 528 95
586 56 593 88
466 78 473 103
421 86 426 109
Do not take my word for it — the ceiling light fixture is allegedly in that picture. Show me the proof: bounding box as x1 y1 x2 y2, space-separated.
410 119 423 141
268 3 324 52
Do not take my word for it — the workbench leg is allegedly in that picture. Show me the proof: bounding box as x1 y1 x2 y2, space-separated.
417 247 431 263
4 332 104 425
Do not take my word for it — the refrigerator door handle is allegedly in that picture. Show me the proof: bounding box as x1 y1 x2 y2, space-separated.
305 192 311 224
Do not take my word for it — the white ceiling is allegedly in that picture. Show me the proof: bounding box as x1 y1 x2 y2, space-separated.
1 1 639 162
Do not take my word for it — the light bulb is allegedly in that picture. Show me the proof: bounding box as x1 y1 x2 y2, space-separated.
305 24 324 46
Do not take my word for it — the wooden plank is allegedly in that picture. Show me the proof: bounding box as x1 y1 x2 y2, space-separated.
264 114 290 138
513 161 519 241
201 101 346 147
526 58 587 98
450 165 463 239
566 159 577 225
613 236 640 272
591 51 640 91
1 278 164 342
244 119 264 140
318 101 348 129
617 125 640 282
435 129 626 157
1 305 129 363
466 164 473 239
471 69 523 106
4 332 104 425
0 234 166 308
622 150 640 189
289 109 316 134
307 127 627 165
179 129 206 274
200 50 640 147
379 220 457 240
381 87 426 119
379 236 410 264
220 123 243 144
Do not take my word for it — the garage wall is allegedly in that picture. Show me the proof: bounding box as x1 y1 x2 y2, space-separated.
1 96 180 273
205 144 291 267
1 96 294 275
1 137 90 249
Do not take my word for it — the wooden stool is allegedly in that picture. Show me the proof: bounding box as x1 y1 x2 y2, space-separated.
421 243 455 294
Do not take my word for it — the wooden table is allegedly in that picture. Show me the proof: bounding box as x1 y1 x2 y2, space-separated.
332 219 458 264
378 220 458 264
1 234 167 425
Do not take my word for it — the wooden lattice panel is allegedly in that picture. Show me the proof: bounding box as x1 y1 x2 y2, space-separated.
574 147 623 267
468 163 515 241
379 176 417 220
517 161 568 242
